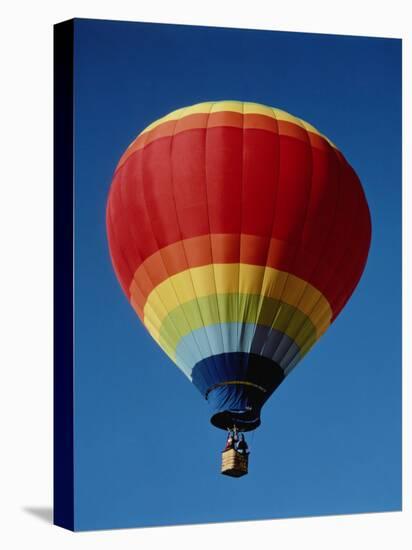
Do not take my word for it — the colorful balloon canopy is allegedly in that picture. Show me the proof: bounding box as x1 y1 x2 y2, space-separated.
106 101 371 431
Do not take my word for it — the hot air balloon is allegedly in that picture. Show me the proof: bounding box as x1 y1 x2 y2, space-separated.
106 101 371 477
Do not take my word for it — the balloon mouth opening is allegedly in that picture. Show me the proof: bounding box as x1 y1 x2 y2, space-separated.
210 410 261 432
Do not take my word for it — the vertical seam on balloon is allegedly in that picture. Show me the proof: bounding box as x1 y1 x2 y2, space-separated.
238 102 245 375
139 120 204 372
203 101 227 387
283 149 364 374
268 118 316 370
157 106 209 367
169 105 218 369
253 108 282 364
118 147 189 370
108 165 188 371
264 124 345 372
284 193 365 375
121 148 187 363
279 137 343 373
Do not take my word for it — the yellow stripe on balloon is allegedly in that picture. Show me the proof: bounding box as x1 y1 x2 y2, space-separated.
133 101 336 148
139 263 332 342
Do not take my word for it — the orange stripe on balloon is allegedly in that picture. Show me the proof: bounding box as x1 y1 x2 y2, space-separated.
116 112 332 171
129 233 336 315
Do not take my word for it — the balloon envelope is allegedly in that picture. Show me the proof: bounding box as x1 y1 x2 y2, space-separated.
106 101 371 431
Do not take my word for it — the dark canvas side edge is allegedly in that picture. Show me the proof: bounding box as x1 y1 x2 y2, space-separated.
53 18 75 532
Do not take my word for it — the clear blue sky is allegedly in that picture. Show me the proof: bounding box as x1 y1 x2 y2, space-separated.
73 18 401 531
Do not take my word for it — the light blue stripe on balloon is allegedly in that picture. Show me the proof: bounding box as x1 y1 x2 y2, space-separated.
174 323 301 373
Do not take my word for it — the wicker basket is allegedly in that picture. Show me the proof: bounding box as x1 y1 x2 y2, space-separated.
221 448 248 477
